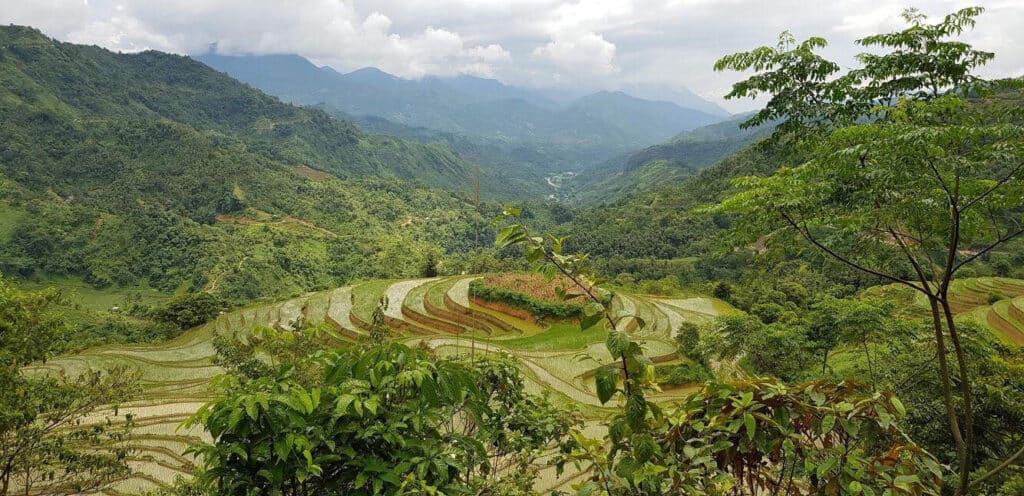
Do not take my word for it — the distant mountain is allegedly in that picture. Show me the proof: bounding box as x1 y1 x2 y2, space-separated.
431 75 558 108
618 82 731 118
193 53 727 162
566 91 723 145
566 114 773 204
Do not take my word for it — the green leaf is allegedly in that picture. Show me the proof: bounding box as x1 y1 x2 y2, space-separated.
606 331 631 359
364 397 379 415
890 395 906 416
494 225 528 248
580 311 603 332
849 481 863 495
744 412 756 440
816 456 837 479
626 394 647 429
633 433 657 463
894 475 920 491
820 414 836 433
594 367 619 404
334 394 356 415
244 398 258 420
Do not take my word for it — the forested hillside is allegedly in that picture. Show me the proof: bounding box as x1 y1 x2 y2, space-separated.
0 26 492 300
567 114 773 203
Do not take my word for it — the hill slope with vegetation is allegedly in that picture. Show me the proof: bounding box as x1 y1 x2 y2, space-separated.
6 6 1024 496
566 114 773 204
0 26 489 301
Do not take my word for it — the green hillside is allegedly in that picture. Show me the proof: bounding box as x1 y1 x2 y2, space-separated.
195 53 728 189
5 7 1024 496
567 115 773 204
0 26 489 300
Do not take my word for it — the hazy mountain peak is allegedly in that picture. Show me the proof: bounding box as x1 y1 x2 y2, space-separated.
342 66 397 83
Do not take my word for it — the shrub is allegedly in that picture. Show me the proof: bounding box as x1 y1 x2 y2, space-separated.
712 281 732 300
656 362 712 385
151 292 226 330
469 273 611 319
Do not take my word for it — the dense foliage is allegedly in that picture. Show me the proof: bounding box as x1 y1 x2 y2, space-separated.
0 26 490 302
186 327 577 495
5 6 1024 496
715 7 1024 493
493 211 942 496
0 276 139 496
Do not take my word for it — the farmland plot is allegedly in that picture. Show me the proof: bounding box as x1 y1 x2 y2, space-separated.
26 274 733 492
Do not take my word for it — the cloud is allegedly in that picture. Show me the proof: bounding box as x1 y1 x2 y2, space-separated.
2 0 1022 112
533 31 619 79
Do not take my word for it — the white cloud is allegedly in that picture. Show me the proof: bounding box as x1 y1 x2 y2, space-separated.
533 30 619 78
1 0 1022 112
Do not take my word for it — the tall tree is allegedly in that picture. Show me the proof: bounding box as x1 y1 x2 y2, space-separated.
714 7 1024 493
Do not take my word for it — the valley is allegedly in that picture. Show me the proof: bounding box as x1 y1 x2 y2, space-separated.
2 6 1024 496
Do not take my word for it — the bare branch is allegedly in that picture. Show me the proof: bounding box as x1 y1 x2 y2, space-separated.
926 156 955 205
969 443 1024 489
781 212 926 293
953 226 1024 273
961 162 1024 212
885 225 935 296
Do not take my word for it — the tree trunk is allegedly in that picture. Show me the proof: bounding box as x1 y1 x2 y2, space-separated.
928 297 969 495
940 295 975 495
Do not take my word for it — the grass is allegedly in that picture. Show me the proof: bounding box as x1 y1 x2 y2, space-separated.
488 322 607 351
20 276 171 313
426 277 458 308
350 279 395 321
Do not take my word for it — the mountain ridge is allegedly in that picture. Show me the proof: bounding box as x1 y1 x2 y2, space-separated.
193 52 727 154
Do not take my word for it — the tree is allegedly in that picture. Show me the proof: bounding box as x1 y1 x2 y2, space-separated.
420 249 440 278
808 297 895 378
151 292 226 330
367 296 391 344
714 7 1024 493
0 276 139 495
493 212 938 495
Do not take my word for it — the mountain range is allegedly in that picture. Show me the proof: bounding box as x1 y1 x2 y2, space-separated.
194 53 727 157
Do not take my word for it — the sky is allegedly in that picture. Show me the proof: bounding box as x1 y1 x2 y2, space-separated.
3 0 1023 112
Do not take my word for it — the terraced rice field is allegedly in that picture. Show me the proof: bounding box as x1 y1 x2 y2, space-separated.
882 276 1024 345
946 278 1024 345
24 275 735 494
